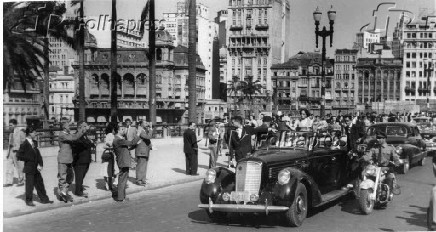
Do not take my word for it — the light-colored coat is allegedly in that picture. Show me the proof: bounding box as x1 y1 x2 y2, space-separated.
135 127 152 157
58 130 84 163
11 127 26 151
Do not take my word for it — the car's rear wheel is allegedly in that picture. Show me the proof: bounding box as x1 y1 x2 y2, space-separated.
284 183 307 227
359 189 374 215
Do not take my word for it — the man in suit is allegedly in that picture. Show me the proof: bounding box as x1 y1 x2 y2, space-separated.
5 119 26 187
57 121 85 202
72 121 94 197
229 116 275 162
125 119 137 169
113 122 140 202
183 122 200 175
16 127 53 206
135 121 153 186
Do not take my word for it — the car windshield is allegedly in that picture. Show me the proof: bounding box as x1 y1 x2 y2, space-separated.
414 117 430 123
386 126 408 137
367 125 408 137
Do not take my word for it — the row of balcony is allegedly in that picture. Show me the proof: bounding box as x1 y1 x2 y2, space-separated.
404 87 436 94
230 24 269 31
228 43 271 48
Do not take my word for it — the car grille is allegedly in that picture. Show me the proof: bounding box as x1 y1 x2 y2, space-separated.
235 161 262 194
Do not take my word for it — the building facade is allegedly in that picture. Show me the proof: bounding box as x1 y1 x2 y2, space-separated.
72 30 206 124
334 49 358 109
48 36 76 75
163 2 216 100
271 52 334 116
3 79 43 127
117 30 148 48
49 67 75 122
355 56 402 105
226 0 291 112
401 14 436 109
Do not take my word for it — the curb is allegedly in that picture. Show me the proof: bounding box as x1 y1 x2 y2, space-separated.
3 176 203 218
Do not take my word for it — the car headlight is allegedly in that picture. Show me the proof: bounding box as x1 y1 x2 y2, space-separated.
205 169 216 184
278 169 291 185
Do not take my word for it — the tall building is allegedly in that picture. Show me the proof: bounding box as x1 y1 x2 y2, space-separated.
163 2 216 99
48 36 76 74
334 49 358 110
49 67 75 122
401 13 436 109
271 52 334 116
117 30 148 48
226 0 291 112
354 30 382 51
72 29 206 124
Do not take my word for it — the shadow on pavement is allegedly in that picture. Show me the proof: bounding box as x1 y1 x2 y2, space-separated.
395 205 428 229
338 194 365 215
379 228 395 232
188 209 281 229
15 193 38 202
172 168 186 174
95 178 107 190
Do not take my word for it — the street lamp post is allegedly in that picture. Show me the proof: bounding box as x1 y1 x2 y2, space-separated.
313 6 336 118
424 59 434 112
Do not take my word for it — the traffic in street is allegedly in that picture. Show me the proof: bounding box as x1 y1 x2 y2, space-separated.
4 156 435 232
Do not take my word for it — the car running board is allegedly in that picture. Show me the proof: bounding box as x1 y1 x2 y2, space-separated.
314 189 350 207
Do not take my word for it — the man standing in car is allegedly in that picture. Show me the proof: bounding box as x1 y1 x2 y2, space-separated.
229 116 275 162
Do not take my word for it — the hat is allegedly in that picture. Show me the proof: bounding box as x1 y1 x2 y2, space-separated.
263 116 272 122
375 130 387 139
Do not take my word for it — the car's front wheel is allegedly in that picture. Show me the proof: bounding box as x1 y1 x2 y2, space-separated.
284 183 307 227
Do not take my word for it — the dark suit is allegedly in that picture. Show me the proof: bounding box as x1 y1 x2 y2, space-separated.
72 134 94 195
16 139 49 203
183 128 198 175
113 135 140 200
135 128 152 182
229 126 268 162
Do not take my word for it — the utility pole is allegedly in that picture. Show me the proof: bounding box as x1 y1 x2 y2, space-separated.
148 0 156 124
188 0 197 123
78 0 85 122
110 0 118 122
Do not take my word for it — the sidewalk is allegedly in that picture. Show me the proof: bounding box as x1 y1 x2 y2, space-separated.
3 138 231 218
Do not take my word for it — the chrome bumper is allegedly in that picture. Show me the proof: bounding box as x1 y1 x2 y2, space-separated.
198 203 289 214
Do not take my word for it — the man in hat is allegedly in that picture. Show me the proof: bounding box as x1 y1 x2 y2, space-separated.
363 130 401 192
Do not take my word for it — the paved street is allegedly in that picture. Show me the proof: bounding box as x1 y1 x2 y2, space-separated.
4 155 435 232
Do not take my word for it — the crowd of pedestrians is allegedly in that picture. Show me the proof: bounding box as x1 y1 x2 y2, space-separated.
5 118 156 205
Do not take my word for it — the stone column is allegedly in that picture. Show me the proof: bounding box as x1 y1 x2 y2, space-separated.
380 70 384 101
387 71 391 100
368 73 371 103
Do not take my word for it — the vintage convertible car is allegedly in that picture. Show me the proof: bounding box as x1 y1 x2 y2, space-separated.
198 131 357 227
361 122 426 174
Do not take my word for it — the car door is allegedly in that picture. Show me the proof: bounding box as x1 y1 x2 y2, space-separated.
409 126 425 163
308 149 342 194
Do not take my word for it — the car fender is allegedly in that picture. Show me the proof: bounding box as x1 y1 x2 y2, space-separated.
359 178 375 190
272 167 321 207
199 167 235 204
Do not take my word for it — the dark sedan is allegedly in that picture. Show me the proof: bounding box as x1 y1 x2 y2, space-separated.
363 122 427 174
198 131 357 227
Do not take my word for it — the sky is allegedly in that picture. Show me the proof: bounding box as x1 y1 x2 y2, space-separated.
82 0 436 56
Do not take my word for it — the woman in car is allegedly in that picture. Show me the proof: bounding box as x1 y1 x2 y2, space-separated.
292 109 313 132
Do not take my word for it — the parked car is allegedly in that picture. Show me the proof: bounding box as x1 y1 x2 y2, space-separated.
198 131 357 227
422 131 436 156
361 122 426 174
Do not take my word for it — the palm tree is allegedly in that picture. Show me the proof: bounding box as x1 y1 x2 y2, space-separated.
188 0 197 123
4 2 79 126
147 0 156 124
237 76 263 117
110 0 118 122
